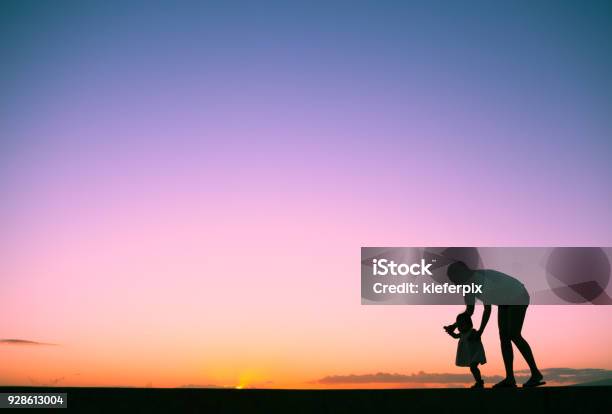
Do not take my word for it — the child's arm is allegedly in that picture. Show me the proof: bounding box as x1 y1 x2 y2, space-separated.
444 325 460 339
447 331 460 339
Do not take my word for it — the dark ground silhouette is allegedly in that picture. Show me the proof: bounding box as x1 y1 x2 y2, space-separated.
1 385 609 413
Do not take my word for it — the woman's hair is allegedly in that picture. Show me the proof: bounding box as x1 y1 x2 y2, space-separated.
447 261 473 284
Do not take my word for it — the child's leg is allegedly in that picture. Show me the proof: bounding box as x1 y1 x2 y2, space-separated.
470 363 482 383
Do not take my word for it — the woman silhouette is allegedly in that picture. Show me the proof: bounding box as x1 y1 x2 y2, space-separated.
447 261 545 388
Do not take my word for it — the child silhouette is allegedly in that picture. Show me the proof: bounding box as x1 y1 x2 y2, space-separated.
445 313 486 388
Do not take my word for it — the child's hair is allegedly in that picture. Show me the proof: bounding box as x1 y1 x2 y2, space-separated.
456 313 473 331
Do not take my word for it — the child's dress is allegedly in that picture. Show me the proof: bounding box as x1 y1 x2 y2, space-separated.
456 329 486 367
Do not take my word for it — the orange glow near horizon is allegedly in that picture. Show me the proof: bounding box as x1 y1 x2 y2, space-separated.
1 302 611 388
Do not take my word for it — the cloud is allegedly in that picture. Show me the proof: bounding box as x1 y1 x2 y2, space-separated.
317 368 612 385
0 339 57 346
27 376 65 386
318 371 500 385
518 368 612 384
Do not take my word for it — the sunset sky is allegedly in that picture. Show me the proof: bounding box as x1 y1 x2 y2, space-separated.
1 1 611 388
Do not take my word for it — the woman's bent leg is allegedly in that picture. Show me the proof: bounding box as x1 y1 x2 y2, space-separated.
508 305 542 380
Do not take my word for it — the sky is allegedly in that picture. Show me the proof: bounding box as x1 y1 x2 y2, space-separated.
1 1 612 388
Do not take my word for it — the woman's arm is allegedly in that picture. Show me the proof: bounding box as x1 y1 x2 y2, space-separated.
478 305 491 334
464 304 475 316
464 293 476 316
